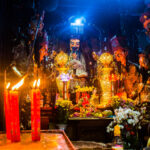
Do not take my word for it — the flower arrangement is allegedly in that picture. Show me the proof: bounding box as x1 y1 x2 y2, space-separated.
111 96 135 109
75 86 94 92
107 107 145 149
70 106 103 118
70 100 113 119
77 97 90 108
55 99 73 124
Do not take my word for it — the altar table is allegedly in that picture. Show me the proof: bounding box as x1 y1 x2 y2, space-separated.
0 130 75 150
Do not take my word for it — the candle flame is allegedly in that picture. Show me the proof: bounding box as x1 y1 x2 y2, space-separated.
37 79 40 87
6 82 10 89
12 66 22 77
33 80 37 88
33 79 40 88
12 78 24 90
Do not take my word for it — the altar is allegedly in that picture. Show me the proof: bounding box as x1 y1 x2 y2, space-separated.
66 117 113 142
0 130 75 150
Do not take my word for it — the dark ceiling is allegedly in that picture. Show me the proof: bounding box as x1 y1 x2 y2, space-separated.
0 0 148 68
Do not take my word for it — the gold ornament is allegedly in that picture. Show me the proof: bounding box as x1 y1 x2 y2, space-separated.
55 51 68 67
98 52 113 67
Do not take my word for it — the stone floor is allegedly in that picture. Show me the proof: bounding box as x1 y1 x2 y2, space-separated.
72 141 112 150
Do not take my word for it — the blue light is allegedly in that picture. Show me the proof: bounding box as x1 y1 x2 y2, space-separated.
70 17 85 26
75 19 82 25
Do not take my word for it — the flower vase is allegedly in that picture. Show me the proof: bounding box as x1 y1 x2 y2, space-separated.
122 130 139 149
57 124 67 130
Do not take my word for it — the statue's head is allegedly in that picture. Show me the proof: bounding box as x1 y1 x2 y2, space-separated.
70 39 80 51
92 51 98 61
129 64 137 74
138 53 149 69
114 47 128 66
140 10 150 35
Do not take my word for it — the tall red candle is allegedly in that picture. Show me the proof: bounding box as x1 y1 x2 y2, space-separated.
9 90 20 142
31 88 41 141
76 92 80 104
4 89 11 140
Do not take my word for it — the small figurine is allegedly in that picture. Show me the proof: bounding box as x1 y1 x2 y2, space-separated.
90 88 99 106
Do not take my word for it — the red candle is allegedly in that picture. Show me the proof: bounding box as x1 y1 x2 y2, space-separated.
31 88 41 141
9 90 20 142
87 93 90 99
4 89 11 140
76 92 80 103
82 92 86 97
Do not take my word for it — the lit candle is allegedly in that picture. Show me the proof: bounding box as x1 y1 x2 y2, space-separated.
9 78 24 142
31 79 41 141
9 90 20 142
4 83 11 140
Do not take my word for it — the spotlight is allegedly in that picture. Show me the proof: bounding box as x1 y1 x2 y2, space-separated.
75 19 82 25
70 17 85 26
69 17 86 35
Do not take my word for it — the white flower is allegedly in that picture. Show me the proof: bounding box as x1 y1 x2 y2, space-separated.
107 107 143 133
106 128 110 133
109 121 113 126
140 116 143 120
127 119 134 124
110 128 114 131
119 125 124 129
138 126 142 129
106 126 112 133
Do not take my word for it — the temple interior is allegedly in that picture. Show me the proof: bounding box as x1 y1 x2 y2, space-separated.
0 0 150 149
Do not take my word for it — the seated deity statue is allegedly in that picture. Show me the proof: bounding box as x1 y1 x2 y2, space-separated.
69 53 88 78
68 52 88 103
124 64 142 100
140 79 150 103
113 47 134 99
138 54 150 103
